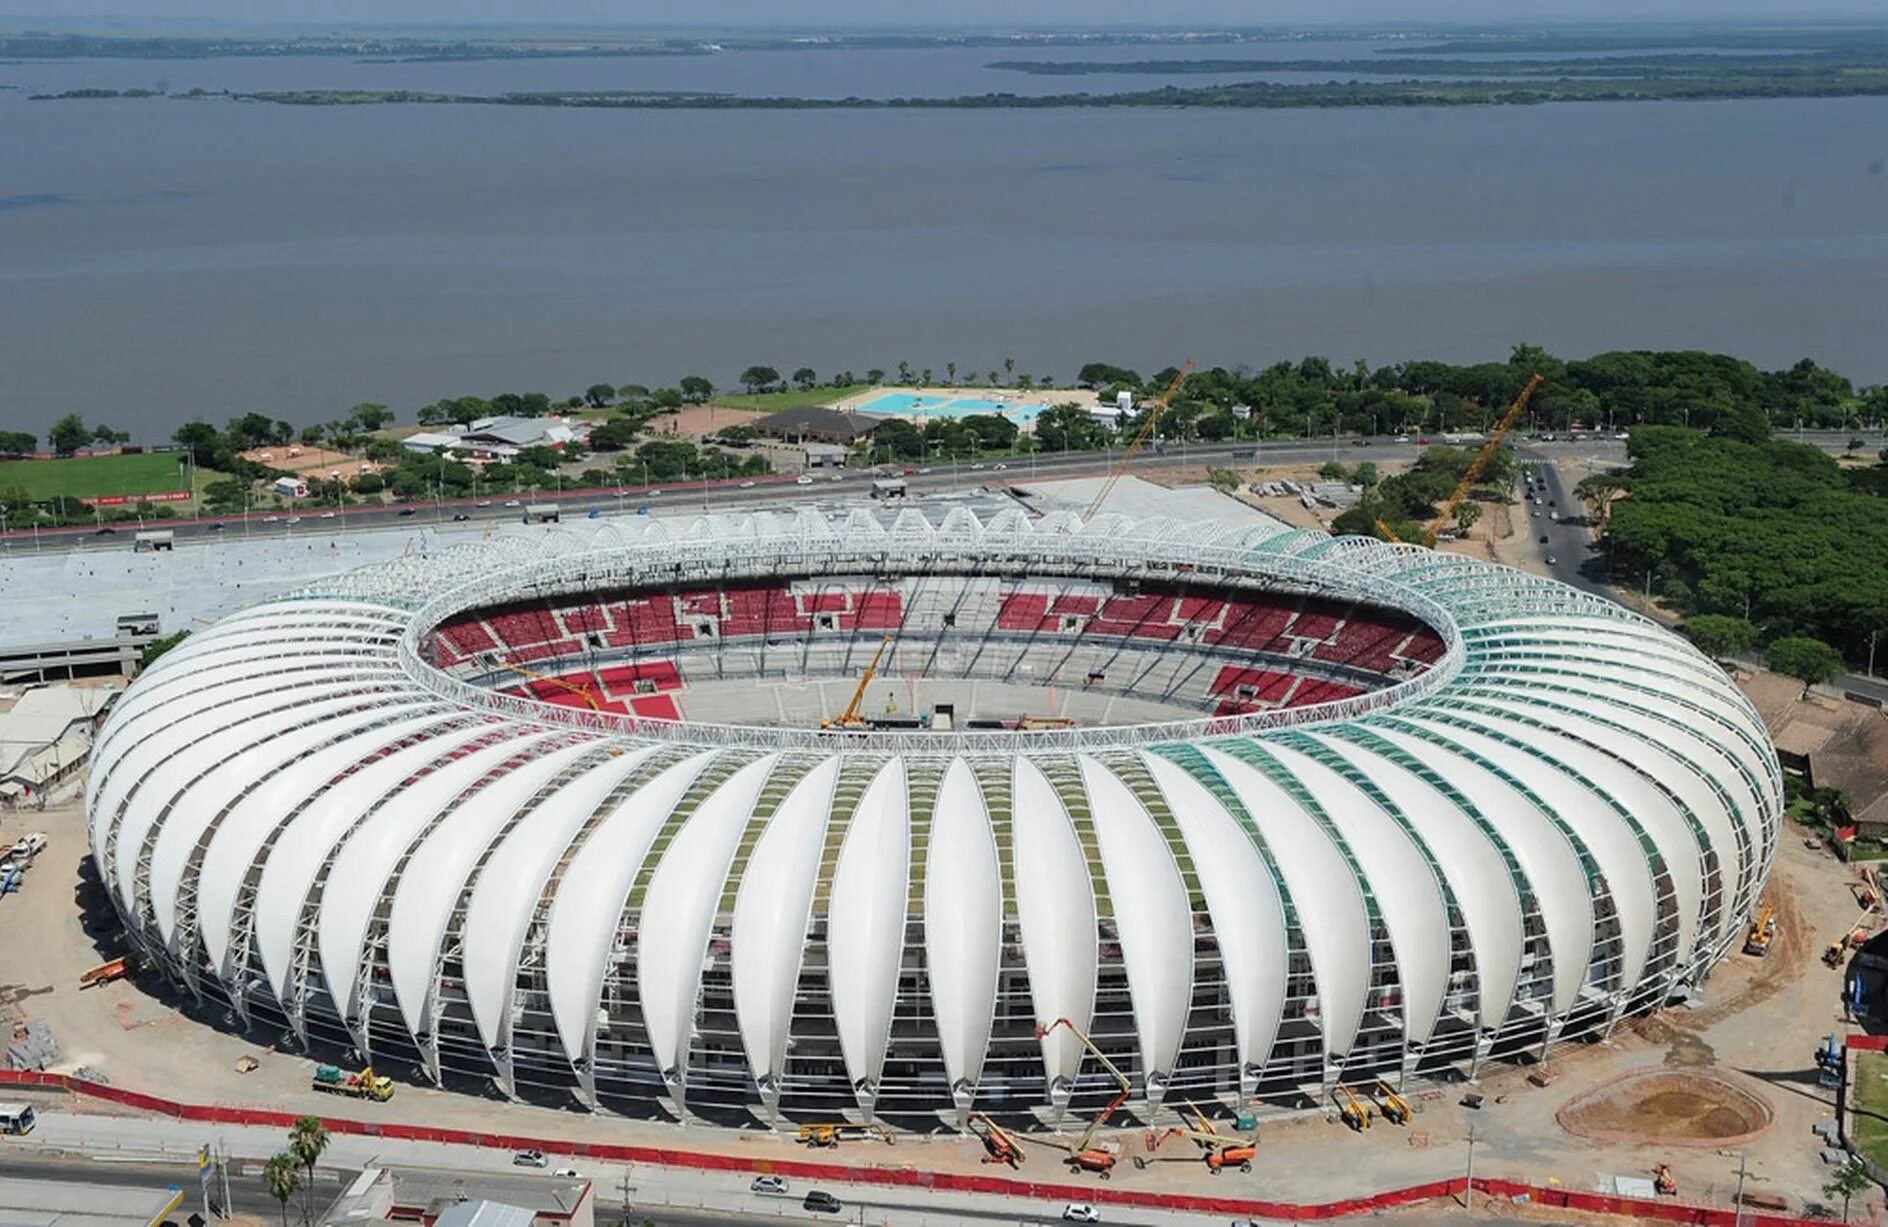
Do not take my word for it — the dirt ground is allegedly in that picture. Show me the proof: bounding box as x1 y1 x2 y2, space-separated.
3 768 1875 1217
237 445 380 482
641 404 767 441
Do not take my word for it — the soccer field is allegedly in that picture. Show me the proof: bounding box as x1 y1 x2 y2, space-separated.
0 452 192 501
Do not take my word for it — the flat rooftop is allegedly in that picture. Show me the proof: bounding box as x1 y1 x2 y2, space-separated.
0 1176 182 1227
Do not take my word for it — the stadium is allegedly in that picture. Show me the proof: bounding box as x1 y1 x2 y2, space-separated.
84 506 1780 1131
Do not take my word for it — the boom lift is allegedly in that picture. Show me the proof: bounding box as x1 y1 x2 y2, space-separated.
1335 1084 1372 1132
822 635 893 730
970 1113 1026 1168
1373 1080 1412 1125
1133 1105 1258 1175
1026 1017 1134 1178
1083 360 1196 522
1420 372 1543 548
797 1121 893 1148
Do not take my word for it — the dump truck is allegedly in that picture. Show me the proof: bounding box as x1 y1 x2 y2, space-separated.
311 1064 394 1101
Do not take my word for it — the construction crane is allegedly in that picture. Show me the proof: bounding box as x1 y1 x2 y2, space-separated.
494 661 601 711
822 635 893 730
1025 1017 1134 1178
1421 372 1543 547
1082 360 1196 522
1334 1084 1372 1132
970 1113 1026 1168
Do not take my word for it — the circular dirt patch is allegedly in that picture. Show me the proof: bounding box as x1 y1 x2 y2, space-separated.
1557 1069 1774 1148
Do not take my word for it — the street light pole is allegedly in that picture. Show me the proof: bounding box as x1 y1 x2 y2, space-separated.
1464 1123 1478 1214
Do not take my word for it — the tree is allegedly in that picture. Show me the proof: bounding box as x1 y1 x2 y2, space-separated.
1454 501 1483 533
739 366 780 395
47 413 90 457
866 368 886 386
91 423 129 446
299 424 325 446
0 430 37 458
138 629 189 670
1767 636 1845 694
896 361 912 384
679 375 713 404
350 471 385 495
348 402 393 433
584 383 617 409
289 1114 328 1226
1823 1157 1872 1223
792 367 818 390
172 421 223 467
260 1153 298 1227
1683 614 1757 660
588 418 638 452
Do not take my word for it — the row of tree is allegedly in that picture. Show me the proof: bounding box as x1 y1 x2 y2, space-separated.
1588 426 1888 673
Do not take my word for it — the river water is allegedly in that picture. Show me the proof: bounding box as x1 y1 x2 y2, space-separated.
3 42 1886 436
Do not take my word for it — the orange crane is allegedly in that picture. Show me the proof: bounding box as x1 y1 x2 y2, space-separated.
1421 372 1543 547
1083 360 1196 521
495 660 602 710
1028 1017 1134 1178
970 1113 1026 1168
821 635 893 730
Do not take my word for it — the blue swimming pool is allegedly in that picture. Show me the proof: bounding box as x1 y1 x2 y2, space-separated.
856 393 1047 423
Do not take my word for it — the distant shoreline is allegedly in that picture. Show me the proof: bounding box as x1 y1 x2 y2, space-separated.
30 73 1888 111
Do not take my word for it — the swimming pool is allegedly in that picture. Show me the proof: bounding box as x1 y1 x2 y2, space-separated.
856 393 1047 423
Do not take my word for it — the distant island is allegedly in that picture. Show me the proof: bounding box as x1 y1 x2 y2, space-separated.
23 24 1888 111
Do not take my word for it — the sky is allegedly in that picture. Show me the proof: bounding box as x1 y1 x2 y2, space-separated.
7 0 1885 27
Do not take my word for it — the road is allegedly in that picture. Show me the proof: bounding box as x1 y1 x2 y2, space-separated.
4 435 1626 558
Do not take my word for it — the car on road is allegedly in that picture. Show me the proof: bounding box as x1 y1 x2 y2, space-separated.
1531 510 1539 517
803 1191 842 1214
93 527 115 536
503 499 522 507
552 1167 580 1178
795 475 815 485
647 489 662 496
993 463 1008 471
1416 437 1431 445
971 462 985 469
1539 535 1549 544
452 513 470 522
208 522 225 531
512 1150 547 1167
918 467 932 474
262 515 281 523
397 508 416 517
286 516 302 525
750 1175 789 1195
739 480 756 488
476 500 493 507
320 511 337 519
1546 555 1558 565
1063 1205 1101 1223
829 473 843 481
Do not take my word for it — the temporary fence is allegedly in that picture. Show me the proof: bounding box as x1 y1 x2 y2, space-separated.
0 1069 1829 1225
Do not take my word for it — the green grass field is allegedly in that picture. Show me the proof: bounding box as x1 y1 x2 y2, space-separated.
0 452 192 500
709 384 873 412
1853 1050 1888 1168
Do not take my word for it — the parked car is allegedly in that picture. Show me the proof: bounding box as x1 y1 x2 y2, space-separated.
1546 555 1558 565
750 1175 789 1195
512 1150 547 1167
1063 1205 1101 1223
1539 535 1549 544
803 1191 842 1214
12 833 47 858
552 1167 581 1178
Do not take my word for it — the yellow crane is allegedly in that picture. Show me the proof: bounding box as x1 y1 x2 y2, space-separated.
1373 1080 1412 1125
1335 1084 1372 1131
1420 372 1543 547
1083 360 1196 521
822 635 893 730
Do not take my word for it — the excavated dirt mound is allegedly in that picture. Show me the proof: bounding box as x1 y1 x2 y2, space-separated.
1557 1069 1774 1148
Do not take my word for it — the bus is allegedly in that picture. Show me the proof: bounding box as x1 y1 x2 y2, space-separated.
0 1103 36 1135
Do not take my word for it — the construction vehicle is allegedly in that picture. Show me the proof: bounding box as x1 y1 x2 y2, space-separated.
1083 361 1196 522
495 660 602 711
311 1063 394 1101
1420 372 1544 548
1133 1106 1257 1175
1373 1080 1412 1125
1743 905 1777 956
77 956 130 989
1653 1164 1677 1196
796 1122 892 1148
1825 939 1849 968
1030 1017 1134 1178
970 1113 1026 1168
1335 1084 1372 1132
822 636 893 731
1017 716 1078 731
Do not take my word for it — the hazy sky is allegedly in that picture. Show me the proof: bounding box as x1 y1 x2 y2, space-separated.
9 0 1884 26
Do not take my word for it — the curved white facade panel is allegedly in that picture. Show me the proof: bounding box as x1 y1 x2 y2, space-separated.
87 511 1779 1126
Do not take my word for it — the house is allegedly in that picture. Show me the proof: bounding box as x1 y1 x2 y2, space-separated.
323 1166 592 1227
273 476 309 498
802 442 852 469
754 405 882 445
0 684 112 802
